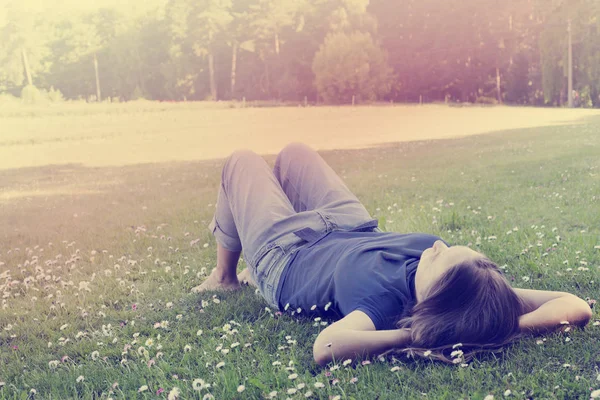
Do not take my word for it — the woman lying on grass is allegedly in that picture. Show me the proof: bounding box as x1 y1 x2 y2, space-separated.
191 142 593 367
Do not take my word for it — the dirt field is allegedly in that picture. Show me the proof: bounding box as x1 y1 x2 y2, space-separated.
1 103 599 170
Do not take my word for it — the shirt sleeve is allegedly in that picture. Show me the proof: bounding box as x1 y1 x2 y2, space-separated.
354 294 403 331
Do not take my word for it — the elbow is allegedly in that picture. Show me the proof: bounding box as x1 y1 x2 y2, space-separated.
312 343 329 367
570 295 593 327
578 306 593 326
312 337 332 367
313 352 327 367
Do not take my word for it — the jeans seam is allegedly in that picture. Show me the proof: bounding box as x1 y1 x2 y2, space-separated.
274 164 309 213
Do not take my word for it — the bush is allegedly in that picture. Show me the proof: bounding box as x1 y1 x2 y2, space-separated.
47 86 64 103
579 86 594 108
130 85 146 101
19 85 65 105
21 85 46 105
475 96 498 105
312 31 394 104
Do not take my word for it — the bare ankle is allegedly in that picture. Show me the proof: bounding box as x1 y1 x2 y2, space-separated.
212 267 238 283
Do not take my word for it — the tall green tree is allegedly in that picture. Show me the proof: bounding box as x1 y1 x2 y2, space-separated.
163 0 196 99
247 0 304 98
0 1 54 92
572 0 600 106
312 30 393 103
537 0 571 105
534 0 600 106
189 0 233 100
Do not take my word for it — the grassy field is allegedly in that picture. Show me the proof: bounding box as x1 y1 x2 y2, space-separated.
0 104 599 399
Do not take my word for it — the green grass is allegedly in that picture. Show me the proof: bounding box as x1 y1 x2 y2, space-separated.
0 110 599 399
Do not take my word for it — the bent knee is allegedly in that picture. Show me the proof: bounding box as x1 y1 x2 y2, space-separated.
222 149 260 179
224 149 260 167
276 142 314 165
280 142 313 155
227 149 258 162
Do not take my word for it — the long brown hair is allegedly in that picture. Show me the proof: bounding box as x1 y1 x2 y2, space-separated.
392 257 525 363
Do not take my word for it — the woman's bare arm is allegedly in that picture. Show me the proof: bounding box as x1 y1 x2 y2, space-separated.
514 288 593 334
313 310 412 367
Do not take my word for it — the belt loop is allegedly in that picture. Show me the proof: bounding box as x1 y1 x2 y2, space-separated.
292 227 322 242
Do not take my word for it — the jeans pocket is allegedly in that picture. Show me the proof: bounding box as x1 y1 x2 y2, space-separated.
252 243 283 274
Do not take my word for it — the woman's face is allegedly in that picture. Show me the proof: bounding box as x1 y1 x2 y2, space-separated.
414 240 483 303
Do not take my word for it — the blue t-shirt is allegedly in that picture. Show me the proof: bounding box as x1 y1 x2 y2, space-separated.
276 230 444 330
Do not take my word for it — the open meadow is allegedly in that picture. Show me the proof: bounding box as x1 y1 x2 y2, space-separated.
0 103 600 399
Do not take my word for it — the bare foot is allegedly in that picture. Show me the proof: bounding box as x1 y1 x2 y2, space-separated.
191 268 241 293
237 268 258 288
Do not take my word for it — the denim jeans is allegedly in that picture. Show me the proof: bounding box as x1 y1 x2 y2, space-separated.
209 142 380 308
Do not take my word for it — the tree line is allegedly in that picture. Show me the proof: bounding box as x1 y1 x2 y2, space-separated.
1 0 599 106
